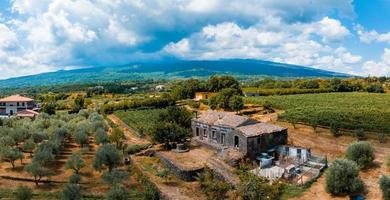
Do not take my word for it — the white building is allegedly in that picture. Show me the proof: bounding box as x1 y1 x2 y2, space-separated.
0 95 36 116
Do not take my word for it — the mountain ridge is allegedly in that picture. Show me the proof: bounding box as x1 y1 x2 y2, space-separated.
0 59 351 89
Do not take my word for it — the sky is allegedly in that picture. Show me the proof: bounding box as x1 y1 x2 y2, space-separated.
0 0 390 79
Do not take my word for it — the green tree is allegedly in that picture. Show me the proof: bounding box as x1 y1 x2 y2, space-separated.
354 129 366 140
345 141 375 169
24 162 52 186
0 146 23 168
42 102 56 115
325 159 364 196
197 168 231 200
69 173 81 184
93 144 122 172
65 152 85 174
110 128 125 148
237 173 284 200
23 139 36 157
229 95 244 112
15 186 32 200
62 183 81 200
74 131 89 147
94 128 110 145
379 175 390 200
151 122 190 148
105 185 131 200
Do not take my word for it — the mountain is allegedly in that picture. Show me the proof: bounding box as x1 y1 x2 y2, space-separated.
0 59 350 88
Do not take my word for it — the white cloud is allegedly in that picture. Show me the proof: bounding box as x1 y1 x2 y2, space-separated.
356 25 390 44
0 0 361 79
354 49 390 76
164 19 359 73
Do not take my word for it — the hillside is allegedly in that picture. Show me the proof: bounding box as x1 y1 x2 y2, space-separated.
0 59 350 88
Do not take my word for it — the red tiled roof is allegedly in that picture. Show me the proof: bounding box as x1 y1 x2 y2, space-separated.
0 95 34 102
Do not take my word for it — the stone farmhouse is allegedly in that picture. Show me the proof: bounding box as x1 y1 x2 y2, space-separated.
0 95 38 117
192 110 288 159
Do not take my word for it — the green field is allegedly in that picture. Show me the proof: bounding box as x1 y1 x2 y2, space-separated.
246 92 390 133
114 109 167 134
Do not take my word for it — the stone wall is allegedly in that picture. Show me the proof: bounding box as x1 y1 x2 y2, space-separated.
156 152 204 181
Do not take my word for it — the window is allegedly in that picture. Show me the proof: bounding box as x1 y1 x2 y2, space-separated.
17 102 19 106
257 137 261 144
22 102 25 106
221 133 225 145
196 127 199 136
203 129 207 138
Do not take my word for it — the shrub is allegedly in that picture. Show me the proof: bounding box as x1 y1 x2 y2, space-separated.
15 186 32 200
237 172 284 200
101 170 129 186
378 132 387 143
69 173 81 184
325 159 365 196
330 122 341 137
105 185 130 200
197 168 231 200
355 129 366 140
345 141 375 169
62 184 81 200
379 175 390 200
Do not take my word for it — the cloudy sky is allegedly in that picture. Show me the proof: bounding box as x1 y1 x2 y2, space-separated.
0 0 389 79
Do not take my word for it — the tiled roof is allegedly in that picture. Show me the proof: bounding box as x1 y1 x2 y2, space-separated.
236 123 286 137
0 95 34 102
196 110 251 128
16 109 39 118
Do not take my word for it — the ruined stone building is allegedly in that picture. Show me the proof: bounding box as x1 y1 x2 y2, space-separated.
192 110 288 159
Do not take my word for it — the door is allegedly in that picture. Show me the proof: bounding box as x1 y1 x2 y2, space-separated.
221 133 225 145
234 136 239 147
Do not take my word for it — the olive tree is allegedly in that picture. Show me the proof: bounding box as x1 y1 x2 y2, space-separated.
0 146 23 168
94 128 110 145
102 170 129 186
24 161 53 186
65 152 85 174
23 139 36 157
15 186 32 200
93 144 122 172
62 183 81 200
74 130 89 148
379 175 390 200
345 141 375 169
110 128 125 148
325 159 365 196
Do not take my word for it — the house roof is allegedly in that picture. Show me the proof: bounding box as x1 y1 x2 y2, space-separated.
0 95 34 102
16 109 39 118
196 110 251 128
236 123 286 137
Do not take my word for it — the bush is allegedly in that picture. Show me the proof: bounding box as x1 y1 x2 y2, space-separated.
354 129 366 140
101 170 129 186
105 185 131 200
197 168 231 200
325 159 365 196
93 144 122 172
379 175 390 200
330 122 341 137
345 141 375 169
15 186 32 200
62 183 81 200
378 132 387 143
237 172 284 200
69 173 81 184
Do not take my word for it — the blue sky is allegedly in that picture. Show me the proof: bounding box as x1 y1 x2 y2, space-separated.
0 0 389 79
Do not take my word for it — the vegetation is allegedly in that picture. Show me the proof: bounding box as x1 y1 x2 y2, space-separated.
15 186 32 200
150 106 193 148
325 159 364 196
345 141 375 169
93 144 122 172
65 152 86 174
105 185 131 200
246 93 390 133
197 168 231 200
379 175 390 200
237 172 284 200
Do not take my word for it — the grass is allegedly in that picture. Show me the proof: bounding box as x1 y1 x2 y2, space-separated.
0 188 103 200
246 92 390 133
114 108 167 134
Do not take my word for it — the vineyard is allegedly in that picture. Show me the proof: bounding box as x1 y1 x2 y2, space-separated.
246 92 390 133
114 108 167 134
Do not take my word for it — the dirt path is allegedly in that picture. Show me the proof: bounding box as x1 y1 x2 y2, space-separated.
107 114 198 200
107 114 150 145
276 122 390 200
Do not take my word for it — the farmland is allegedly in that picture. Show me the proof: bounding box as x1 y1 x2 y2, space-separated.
114 109 167 134
246 92 390 133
